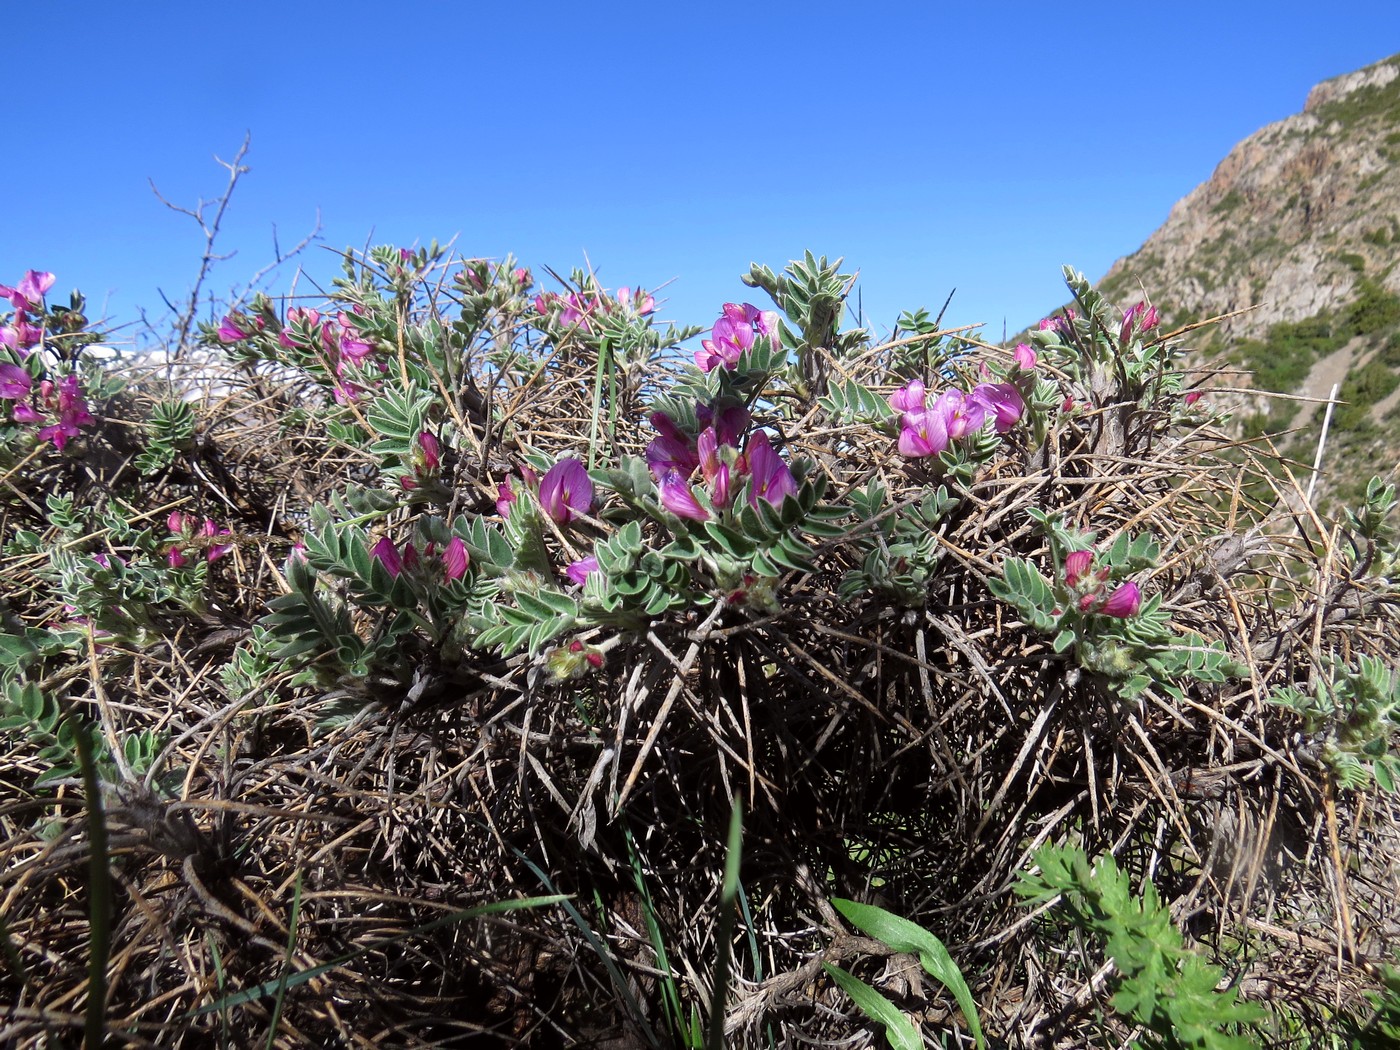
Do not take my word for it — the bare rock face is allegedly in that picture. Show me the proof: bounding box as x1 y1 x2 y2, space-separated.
1097 53 1400 341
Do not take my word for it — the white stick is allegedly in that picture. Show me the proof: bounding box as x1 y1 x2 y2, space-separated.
1306 382 1341 505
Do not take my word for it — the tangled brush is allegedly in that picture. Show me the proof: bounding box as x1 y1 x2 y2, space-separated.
1 249 1398 1048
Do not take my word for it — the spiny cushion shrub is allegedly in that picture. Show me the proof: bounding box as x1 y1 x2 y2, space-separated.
1 249 1398 1048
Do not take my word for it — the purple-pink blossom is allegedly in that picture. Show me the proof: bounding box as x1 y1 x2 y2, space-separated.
647 411 701 480
659 470 710 521
968 382 1025 434
1 314 42 352
695 402 750 447
1013 343 1037 371
218 316 254 343
417 431 441 471
34 374 95 450
935 390 985 441
1119 301 1160 344
443 536 469 581
615 287 656 315
0 363 32 399
745 431 797 508
1063 550 1094 588
889 380 926 414
1 271 54 310
370 536 404 578
566 554 599 586
539 458 594 525
1098 582 1142 618
695 302 777 373
898 407 950 459
200 519 234 562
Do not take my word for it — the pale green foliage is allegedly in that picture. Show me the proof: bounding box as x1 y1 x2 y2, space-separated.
1016 846 1264 1050
989 511 1241 698
1269 654 1400 791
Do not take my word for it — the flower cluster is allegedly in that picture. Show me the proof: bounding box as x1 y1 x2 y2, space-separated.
1062 548 1141 618
370 534 470 583
533 285 654 334
166 512 234 568
1038 308 1077 334
218 306 381 404
646 403 794 522
694 302 779 373
1118 300 1160 344
889 379 1024 459
0 371 96 450
1 269 52 353
496 458 595 526
401 431 442 491
459 260 532 294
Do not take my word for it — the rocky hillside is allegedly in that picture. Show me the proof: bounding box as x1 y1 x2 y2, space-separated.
1089 53 1400 509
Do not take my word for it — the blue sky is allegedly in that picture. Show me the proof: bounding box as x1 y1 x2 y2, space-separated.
7 3 1400 347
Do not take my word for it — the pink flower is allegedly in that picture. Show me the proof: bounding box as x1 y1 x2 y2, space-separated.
443 536 469 581
370 536 404 578
1038 308 1077 334
496 481 518 517
1013 343 1037 371
566 554 599 586
696 428 737 510
660 470 710 521
168 511 190 534
646 411 700 480
1 271 55 309
332 382 364 405
218 316 253 343
279 307 322 349
723 302 779 338
898 407 949 458
17 271 54 305
746 431 797 508
934 390 986 441
166 549 189 569
889 380 926 414
200 519 233 562
554 293 596 332
1063 550 1094 588
12 403 40 423
417 431 441 471
1183 390 1203 406
695 302 774 372
616 287 656 315
1 315 43 352
695 402 750 447
1119 301 1160 344
1099 582 1142 618
969 382 1024 433
0 363 32 399
539 457 594 525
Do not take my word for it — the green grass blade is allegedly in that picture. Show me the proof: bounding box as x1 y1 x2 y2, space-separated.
68 711 111 1050
822 963 922 1050
514 849 663 1048
264 870 303 1049
705 801 743 1050
832 897 985 1049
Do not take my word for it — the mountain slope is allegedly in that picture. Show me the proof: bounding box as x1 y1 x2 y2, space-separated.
1090 53 1400 507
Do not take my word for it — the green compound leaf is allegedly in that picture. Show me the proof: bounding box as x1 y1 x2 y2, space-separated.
989 557 1058 631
